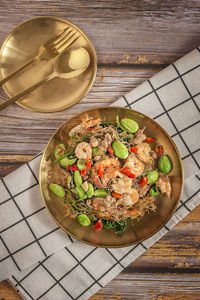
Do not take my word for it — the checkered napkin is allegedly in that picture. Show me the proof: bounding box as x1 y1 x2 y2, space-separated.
0 47 200 300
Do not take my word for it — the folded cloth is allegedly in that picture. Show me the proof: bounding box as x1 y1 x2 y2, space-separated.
0 47 199 300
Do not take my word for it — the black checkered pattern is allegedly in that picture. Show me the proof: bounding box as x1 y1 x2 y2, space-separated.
0 153 74 280
0 47 199 300
8 171 200 300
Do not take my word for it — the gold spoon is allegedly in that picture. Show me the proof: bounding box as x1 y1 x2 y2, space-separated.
0 47 90 111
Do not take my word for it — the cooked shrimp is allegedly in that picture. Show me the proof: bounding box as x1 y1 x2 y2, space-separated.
75 142 92 159
122 188 139 206
112 172 132 194
92 157 119 187
86 118 101 127
69 118 101 137
157 175 171 198
123 154 145 177
136 143 153 164
90 197 112 218
69 123 88 137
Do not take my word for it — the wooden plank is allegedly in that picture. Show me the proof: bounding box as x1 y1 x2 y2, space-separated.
1 272 200 300
0 1 200 65
92 273 200 299
0 155 33 178
129 216 200 271
0 67 159 155
0 281 22 300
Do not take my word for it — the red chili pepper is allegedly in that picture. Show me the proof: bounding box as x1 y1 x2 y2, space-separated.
93 220 102 231
154 146 163 155
67 165 78 171
130 147 138 153
98 165 105 178
120 167 135 179
144 137 156 143
122 117 127 119
139 177 148 187
112 192 122 199
88 127 94 131
80 168 86 176
107 145 114 155
71 165 78 172
86 159 92 170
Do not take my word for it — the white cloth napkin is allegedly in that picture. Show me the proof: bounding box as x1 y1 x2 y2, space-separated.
0 47 200 300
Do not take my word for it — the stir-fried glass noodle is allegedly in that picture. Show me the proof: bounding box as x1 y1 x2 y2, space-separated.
49 116 172 234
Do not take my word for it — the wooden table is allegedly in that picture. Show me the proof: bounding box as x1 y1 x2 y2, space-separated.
0 1 200 299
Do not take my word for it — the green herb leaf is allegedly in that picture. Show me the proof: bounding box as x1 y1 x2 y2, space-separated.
102 219 127 235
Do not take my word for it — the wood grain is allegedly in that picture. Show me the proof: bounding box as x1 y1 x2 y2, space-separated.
0 0 200 155
0 67 160 155
0 0 200 299
0 0 200 65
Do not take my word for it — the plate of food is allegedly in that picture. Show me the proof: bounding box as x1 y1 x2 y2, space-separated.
39 106 183 247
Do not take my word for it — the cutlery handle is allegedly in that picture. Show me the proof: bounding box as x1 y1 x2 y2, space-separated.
0 76 52 111
0 57 38 86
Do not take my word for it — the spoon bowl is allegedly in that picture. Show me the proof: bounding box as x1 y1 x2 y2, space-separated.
54 47 90 79
0 47 91 111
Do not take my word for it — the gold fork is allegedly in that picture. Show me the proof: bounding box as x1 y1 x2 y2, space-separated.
0 26 80 86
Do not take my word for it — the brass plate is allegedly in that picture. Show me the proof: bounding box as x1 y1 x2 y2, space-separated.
0 16 97 112
39 107 184 248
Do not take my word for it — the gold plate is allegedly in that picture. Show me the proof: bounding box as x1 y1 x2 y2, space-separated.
39 107 184 248
0 16 97 112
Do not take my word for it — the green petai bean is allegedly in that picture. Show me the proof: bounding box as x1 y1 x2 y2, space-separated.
147 170 159 184
49 183 65 198
74 170 82 186
75 186 86 199
149 186 160 196
87 183 94 198
112 141 129 159
121 118 139 133
60 157 77 167
78 214 91 226
158 155 172 174
93 189 108 197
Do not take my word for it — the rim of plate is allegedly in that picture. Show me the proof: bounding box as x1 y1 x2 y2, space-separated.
39 106 184 248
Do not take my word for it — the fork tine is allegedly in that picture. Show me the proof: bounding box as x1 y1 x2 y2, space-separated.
52 29 76 49
49 27 73 47
44 26 70 46
53 30 79 50
53 32 81 54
